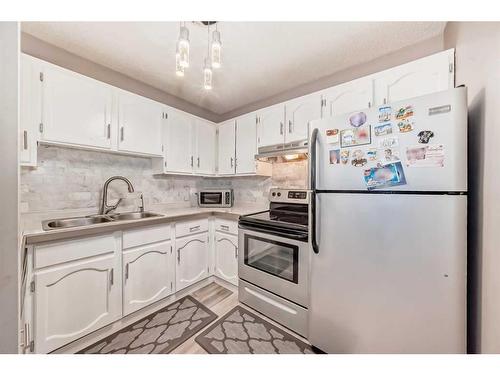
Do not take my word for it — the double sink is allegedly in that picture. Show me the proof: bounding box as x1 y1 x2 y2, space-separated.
42 211 163 231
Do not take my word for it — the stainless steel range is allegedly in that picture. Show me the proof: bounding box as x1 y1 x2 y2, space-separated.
238 188 310 337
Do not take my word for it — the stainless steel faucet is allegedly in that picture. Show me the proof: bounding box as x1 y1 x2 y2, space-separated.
99 176 135 215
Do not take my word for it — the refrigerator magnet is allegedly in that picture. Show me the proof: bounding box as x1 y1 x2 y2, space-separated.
351 149 367 167
367 148 378 161
417 130 434 144
340 150 350 165
326 129 340 144
374 123 393 137
363 161 407 190
340 126 372 148
378 106 392 123
329 149 340 164
380 147 400 162
406 144 445 167
395 105 414 120
378 136 399 149
397 119 414 133
349 112 367 127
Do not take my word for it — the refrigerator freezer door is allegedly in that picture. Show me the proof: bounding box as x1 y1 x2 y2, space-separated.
310 87 467 192
309 193 467 353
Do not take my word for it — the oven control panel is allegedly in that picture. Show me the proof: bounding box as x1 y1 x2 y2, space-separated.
269 188 310 203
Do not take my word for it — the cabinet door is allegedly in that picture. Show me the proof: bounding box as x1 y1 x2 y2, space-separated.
235 113 258 174
175 233 209 291
164 109 194 174
34 254 121 353
41 63 113 149
20 55 41 167
321 77 374 117
374 49 454 105
217 120 236 175
194 119 216 175
215 233 238 286
285 94 322 142
117 91 163 156
257 105 285 147
123 241 173 316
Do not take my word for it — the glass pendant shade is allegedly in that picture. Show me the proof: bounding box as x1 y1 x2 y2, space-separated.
175 49 184 77
211 29 222 69
203 58 213 90
178 25 190 68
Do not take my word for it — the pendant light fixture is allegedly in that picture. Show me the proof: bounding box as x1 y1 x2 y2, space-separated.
211 23 222 69
203 24 213 90
177 22 190 68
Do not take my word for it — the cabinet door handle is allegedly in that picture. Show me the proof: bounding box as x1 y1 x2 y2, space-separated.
235 245 238 259
23 130 28 150
220 225 229 231
125 263 129 280
280 122 284 135
107 124 111 139
230 157 234 168
120 127 124 141
197 157 200 167
288 120 292 133
190 225 200 232
109 268 114 288
177 248 181 264
190 156 194 167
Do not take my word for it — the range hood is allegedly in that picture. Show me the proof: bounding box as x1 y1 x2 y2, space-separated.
255 139 309 163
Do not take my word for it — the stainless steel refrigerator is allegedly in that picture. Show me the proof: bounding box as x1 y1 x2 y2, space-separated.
308 87 467 353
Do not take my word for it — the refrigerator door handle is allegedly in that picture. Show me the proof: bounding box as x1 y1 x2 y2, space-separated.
310 127 319 254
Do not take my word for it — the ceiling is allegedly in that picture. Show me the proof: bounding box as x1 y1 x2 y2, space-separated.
21 22 446 117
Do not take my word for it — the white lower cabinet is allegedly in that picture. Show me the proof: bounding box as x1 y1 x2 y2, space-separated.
34 253 121 353
215 232 238 286
123 241 173 316
175 232 209 291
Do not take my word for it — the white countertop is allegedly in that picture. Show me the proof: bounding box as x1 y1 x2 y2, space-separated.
22 204 268 245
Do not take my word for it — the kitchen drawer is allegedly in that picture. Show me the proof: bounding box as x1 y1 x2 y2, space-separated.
214 218 238 235
239 279 308 337
175 219 208 238
122 224 171 249
34 233 119 269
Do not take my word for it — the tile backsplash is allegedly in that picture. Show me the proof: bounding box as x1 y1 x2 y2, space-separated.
20 146 308 215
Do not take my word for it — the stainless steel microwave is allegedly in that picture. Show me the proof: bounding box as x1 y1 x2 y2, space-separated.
198 189 234 208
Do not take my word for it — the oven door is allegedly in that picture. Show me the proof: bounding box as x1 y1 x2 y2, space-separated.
238 226 309 307
198 191 223 207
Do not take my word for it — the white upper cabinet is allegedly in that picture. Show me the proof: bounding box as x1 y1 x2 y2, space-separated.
117 90 164 156
285 93 322 142
235 113 258 174
194 119 216 175
40 62 113 150
257 104 285 148
321 77 374 117
217 120 236 175
374 49 455 105
20 55 41 167
163 108 194 174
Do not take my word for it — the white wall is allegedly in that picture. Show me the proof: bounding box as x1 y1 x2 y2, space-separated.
444 21 500 354
0 22 19 353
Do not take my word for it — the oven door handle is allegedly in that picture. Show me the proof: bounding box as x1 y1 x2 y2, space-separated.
238 223 308 241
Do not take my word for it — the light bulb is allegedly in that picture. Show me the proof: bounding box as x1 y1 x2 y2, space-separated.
175 52 184 77
178 25 190 68
203 58 213 90
211 29 222 69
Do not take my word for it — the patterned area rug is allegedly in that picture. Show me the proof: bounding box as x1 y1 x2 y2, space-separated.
195 306 315 354
79 295 217 354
